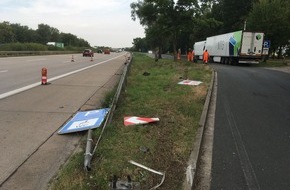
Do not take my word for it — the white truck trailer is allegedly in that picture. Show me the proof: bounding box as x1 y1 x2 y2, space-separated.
193 40 206 60
194 30 265 64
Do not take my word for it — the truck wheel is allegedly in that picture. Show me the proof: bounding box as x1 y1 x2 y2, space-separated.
224 58 228 64
232 58 238 65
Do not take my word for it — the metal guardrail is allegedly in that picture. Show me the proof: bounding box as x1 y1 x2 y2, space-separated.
84 53 132 171
0 51 79 57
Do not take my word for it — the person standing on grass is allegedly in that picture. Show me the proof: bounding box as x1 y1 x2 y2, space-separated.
155 48 159 62
177 48 181 60
187 48 193 62
191 50 195 63
203 50 209 64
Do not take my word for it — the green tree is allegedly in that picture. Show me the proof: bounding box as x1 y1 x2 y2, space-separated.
50 27 60 42
36 24 51 44
190 0 222 42
36 24 61 44
0 21 90 49
196 0 255 35
219 0 254 32
10 23 40 43
59 33 90 47
132 37 148 52
131 0 199 60
0 21 15 43
77 38 90 47
247 0 290 57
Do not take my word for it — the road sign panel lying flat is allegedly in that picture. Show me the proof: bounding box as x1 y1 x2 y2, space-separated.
124 116 159 126
178 80 202 86
58 108 110 134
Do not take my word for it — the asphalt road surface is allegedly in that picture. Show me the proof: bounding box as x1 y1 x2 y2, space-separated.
210 64 290 190
0 52 128 189
0 53 126 96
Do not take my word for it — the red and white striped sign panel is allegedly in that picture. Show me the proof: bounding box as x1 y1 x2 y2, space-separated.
124 116 160 126
178 80 202 86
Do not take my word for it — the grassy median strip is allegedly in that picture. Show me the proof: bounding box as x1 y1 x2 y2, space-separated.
50 53 212 190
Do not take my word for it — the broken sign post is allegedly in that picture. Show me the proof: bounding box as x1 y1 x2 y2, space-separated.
84 129 93 171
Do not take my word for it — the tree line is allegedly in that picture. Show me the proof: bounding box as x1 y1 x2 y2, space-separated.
131 0 290 59
0 22 90 50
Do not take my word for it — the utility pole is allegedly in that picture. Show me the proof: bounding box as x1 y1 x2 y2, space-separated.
243 20 247 31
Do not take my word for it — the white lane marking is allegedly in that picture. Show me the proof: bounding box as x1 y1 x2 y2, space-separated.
0 53 127 100
26 58 47 62
0 70 8 73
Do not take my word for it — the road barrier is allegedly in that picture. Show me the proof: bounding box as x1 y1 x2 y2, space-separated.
84 53 132 171
41 68 48 85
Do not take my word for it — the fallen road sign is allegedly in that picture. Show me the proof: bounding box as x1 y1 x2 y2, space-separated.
124 116 159 126
178 80 202 86
58 108 110 134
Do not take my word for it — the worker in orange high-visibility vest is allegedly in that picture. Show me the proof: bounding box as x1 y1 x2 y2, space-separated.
177 48 181 60
187 48 192 62
191 50 195 62
203 50 209 64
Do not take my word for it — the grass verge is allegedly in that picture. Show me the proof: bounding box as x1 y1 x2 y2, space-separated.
255 58 290 67
50 53 212 190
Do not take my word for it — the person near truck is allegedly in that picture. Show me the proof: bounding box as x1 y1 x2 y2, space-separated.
155 48 159 62
203 50 209 64
187 48 193 62
177 48 181 60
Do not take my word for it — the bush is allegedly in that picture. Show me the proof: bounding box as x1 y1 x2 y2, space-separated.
0 42 48 51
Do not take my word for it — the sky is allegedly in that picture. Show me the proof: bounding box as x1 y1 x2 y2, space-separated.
0 0 145 48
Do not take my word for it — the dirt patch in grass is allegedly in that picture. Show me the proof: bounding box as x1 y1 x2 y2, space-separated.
49 53 212 190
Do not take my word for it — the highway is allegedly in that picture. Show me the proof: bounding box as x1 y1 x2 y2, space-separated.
206 64 290 189
0 53 127 97
0 52 128 189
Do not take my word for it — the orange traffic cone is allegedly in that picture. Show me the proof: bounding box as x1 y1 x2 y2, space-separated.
41 68 47 85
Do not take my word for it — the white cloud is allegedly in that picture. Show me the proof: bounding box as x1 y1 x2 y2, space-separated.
0 0 144 48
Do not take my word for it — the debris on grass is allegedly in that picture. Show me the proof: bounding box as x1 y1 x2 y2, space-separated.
178 80 203 86
129 160 165 190
109 175 141 190
124 116 160 126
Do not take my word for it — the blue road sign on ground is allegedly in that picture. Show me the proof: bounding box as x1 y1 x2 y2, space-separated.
58 108 110 134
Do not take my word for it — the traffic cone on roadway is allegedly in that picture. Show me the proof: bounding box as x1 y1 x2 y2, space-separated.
41 68 47 85
90 55 93 62
71 55 75 62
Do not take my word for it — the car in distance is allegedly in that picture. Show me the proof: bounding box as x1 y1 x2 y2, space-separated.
83 49 94 57
104 49 110 54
